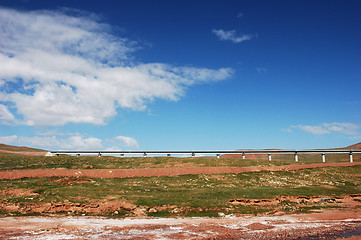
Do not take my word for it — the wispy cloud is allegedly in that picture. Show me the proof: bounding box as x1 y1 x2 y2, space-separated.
237 12 244 18
115 136 139 149
0 7 233 127
212 29 255 43
285 122 361 135
256 67 267 74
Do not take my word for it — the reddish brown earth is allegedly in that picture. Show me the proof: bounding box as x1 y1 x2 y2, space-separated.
346 142 361 149
1 162 360 180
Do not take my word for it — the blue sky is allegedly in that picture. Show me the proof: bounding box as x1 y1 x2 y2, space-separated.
0 0 360 150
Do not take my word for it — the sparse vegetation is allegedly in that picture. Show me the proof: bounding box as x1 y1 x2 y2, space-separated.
0 152 360 170
1 165 360 217
1 144 360 218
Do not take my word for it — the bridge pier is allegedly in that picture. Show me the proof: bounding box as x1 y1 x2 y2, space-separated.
322 153 325 162
143 153 147 157
167 154 171 157
268 153 272 161
295 152 298 162
350 152 353 162
192 152 195 157
216 154 220 159
242 152 245 159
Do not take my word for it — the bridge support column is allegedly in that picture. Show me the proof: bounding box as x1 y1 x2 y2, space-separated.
192 152 195 157
268 153 272 161
350 152 353 163
295 152 298 162
216 154 220 159
76 153 80 157
242 152 245 159
322 153 325 162
167 154 171 157
98 153 102 157
143 153 147 157
120 154 124 157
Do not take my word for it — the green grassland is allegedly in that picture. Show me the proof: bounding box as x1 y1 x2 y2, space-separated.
0 152 361 217
1 166 361 217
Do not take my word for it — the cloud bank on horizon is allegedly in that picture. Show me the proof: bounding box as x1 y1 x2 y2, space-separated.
0 7 232 127
0 134 139 150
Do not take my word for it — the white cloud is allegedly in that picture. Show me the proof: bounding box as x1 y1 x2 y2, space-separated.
212 29 255 43
293 125 330 135
0 135 18 144
0 104 16 125
0 135 103 150
0 133 141 150
0 7 232 126
115 136 139 149
287 122 361 135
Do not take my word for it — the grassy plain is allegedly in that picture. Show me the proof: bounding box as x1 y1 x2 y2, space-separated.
0 152 360 170
0 153 361 217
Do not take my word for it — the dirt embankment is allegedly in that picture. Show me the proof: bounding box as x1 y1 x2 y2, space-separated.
229 194 361 207
1 162 361 180
2 187 361 218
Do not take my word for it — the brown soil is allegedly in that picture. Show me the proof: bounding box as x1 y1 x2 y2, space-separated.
0 197 141 216
346 142 361 149
0 188 39 198
1 162 360 180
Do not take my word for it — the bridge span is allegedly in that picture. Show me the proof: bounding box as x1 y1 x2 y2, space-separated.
50 149 361 162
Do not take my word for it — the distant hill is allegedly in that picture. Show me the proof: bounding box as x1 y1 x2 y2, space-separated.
344 142 361 150
0 143 46 152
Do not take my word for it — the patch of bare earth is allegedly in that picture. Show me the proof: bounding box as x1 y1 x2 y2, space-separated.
1 162 361 179
0 209 361 239
0 198 145 217
0 188 39 197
